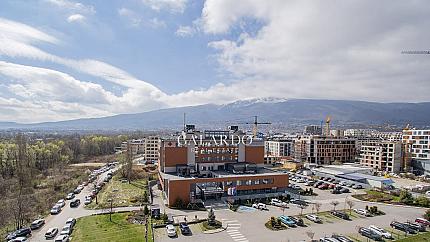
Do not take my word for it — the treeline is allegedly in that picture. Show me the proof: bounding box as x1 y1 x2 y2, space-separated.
0 134 127 179
0 133 128 231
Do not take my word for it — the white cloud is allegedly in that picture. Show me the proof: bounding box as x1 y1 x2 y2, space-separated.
67 14 86 23
197 0 430 102
2 0 430 123
141 0 188 13
44 0 95 14
118 8 166 28
175 25 195 37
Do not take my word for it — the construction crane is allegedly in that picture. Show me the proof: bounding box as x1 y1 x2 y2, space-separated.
245 116 271 137
325 116 331 136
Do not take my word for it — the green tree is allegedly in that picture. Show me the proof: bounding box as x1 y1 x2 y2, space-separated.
143 205 149 215
416 196 430 207
207 207 216 225
424 209 430 220
399 190 414 204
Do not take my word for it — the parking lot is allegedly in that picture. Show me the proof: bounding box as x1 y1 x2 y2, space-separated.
153 174 427 242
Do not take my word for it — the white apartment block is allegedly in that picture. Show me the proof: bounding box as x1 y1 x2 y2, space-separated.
402 129 430 160
145 136 160 162
359 141 403 173
344 129 377 137
264 139 294 164
373 131 402 142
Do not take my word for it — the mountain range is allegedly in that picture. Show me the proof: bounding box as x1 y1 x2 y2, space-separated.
1 99 430 131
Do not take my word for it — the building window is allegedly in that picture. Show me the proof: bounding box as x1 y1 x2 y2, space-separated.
254 179 260 185
237 180 243 186
245 180 252 185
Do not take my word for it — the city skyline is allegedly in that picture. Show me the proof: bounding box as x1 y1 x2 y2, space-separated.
1 0 430 123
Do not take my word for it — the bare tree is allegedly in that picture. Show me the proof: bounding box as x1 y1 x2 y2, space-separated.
314 202 322 214
126 141 133 183
330 200 339 211
346 200 355 214
299 204 308 216
306 231 315 242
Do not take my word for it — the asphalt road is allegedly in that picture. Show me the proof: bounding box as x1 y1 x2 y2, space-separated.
29 166 143 242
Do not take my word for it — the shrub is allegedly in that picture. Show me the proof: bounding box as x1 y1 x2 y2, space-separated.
416 196 430 208
399 190 414 204
424 209 430 220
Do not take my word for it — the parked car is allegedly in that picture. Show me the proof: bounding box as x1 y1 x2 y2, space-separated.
30 219 45 230
331 211 349 220
45 228 59 239
353 208 370 217
331 189 342 194
84 196 92 205
270 198 287 207
166 224 177 237
347 183 354 188
319 237 339 242
332 234 353 242
359 227 382 241
328 184 336 189
369 225 392 239
65 218 76 228
14 228 31 238
339 181 348 186
415 218 430 227
340 187 350 193
70 199 81 208
50 205 61 215
404 222 426 232
54 235 69 242
8 237 28 242
290 216 304 226
179 222 192 235
56 199 65 208
290 199 308 206
306 214 322 223
318 184 329 190
352 184 363 189
60 225 72 236
292 184 302 190
390 221 416 234
66 193 75 200
252 203 267 210
278 215 296 227
305 180 316 186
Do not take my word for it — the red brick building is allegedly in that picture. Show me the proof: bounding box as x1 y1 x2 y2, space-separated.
158 126 289 206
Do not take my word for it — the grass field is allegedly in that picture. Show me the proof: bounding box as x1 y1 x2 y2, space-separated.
396 231 430 242
72 212 153 242
88 175 148 209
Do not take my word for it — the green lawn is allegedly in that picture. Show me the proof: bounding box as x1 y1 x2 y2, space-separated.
72 212 153 242
395 231 430 242
88 175 148 209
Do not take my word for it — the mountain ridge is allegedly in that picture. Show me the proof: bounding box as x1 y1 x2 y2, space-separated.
1 99 430 130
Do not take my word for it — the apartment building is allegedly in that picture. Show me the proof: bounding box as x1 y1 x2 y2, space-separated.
120 139 145 155
403 128 430 175
373 131 402 142
344 129 377 137
264 139 294 164
304 125 322 135
359 141 403 173
145 136 160 162
158 126 289 206
294 136 356 165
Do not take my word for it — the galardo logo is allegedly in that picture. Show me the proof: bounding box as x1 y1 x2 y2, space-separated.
177 134 253 146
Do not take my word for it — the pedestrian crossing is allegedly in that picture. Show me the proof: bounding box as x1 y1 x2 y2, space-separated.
223 219 249 242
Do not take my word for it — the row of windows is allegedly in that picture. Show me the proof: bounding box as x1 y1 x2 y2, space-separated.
198 148 238 154
224 178 274 186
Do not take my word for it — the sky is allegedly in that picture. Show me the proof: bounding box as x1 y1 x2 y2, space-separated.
0 0 429 123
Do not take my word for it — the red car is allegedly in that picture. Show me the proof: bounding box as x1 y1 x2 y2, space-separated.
328 184 336 189
415 218 430 227
318 184 329 189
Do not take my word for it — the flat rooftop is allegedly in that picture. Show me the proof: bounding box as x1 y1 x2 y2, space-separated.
160 168 286 181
